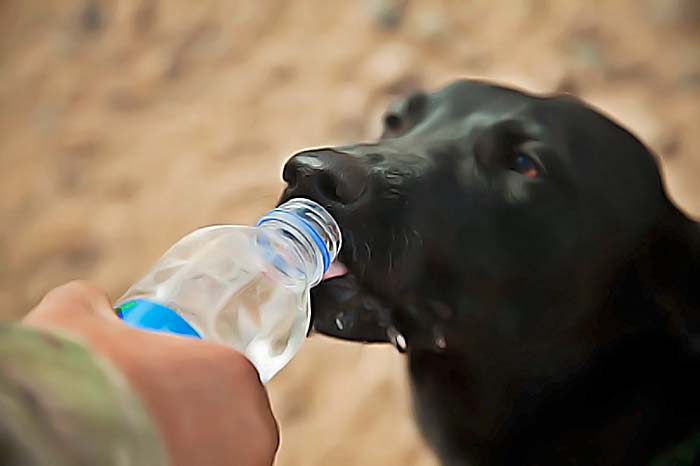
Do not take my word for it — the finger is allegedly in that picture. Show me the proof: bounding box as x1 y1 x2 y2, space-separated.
24 280 120 326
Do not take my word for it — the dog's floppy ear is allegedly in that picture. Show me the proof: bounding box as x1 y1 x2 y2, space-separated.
645 197 700 352
380 90 429 139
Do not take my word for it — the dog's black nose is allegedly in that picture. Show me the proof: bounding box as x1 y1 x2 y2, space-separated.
283 149 368 205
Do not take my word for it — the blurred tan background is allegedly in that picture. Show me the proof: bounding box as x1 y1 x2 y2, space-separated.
0 0 698 464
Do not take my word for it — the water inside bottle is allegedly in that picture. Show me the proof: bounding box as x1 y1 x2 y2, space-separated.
123 226 311 383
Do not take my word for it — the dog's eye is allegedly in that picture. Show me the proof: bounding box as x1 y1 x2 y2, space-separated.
511 152 542 178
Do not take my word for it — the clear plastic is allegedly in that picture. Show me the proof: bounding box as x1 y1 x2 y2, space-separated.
116 198 341 383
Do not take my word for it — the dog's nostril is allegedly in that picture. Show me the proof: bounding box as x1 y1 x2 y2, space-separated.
318 172 343 203
319 170 367 205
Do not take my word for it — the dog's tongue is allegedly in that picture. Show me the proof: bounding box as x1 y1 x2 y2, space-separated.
323 261 348 281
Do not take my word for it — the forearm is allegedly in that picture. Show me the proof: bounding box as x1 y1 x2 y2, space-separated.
0 323 167 466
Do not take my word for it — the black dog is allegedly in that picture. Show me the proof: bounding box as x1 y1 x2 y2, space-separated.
278 80 700 466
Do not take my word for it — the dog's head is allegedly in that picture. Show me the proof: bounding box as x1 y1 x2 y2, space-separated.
279 80 700 463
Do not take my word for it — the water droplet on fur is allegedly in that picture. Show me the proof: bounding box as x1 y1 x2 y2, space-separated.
434 335 447 350
387 326 407 353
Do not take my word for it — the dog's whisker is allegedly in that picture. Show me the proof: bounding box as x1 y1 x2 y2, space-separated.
363 241 372 261
411 229 423 248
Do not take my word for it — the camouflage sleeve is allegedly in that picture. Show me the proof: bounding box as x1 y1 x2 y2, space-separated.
0 324 167 466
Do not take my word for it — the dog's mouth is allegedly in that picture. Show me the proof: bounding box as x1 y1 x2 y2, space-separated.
310 244 394 344
322 261 350 281
275 188 398 344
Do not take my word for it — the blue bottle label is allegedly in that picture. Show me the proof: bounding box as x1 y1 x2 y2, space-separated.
115 299 202 339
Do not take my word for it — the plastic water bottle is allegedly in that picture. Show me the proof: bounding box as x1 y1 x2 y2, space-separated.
114 198 341 383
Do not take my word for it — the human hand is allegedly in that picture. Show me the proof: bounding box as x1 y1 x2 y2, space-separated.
24 281 279 466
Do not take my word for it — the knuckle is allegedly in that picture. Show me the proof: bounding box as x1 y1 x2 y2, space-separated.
42 280 105 305
29 281 113 324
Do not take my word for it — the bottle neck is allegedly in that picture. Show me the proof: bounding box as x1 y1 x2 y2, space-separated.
256 198 342 287
257 219 325 286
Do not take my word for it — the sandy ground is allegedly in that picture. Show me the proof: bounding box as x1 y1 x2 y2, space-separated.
1 1 698 464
